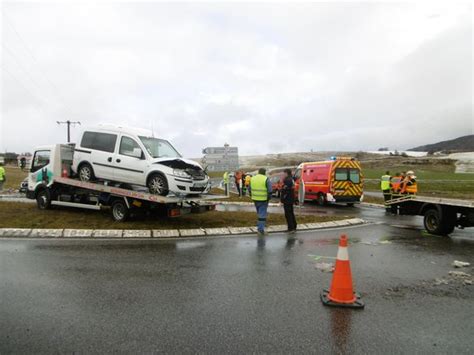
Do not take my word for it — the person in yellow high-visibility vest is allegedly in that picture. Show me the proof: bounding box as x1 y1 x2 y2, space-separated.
380 171 392 212
249 168 272 235
223 171 229 195
0 162 6 191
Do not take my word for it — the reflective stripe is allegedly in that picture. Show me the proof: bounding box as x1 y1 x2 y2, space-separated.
336 246 349 261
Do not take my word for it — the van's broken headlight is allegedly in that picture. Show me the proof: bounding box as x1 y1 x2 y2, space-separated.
173 169 191 178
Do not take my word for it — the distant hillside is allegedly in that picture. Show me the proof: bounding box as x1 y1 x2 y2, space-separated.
409 135 474 152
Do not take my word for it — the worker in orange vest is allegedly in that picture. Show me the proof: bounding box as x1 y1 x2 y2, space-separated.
400 170 417 194
234 170 243 197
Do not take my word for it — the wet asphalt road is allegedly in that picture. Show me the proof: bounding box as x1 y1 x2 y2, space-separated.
1 207 474 353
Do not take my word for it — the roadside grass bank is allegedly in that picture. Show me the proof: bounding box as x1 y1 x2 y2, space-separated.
363 180 474 200
363 195 384 205
209 187 253 202
0 201 348 229
3 166 28 190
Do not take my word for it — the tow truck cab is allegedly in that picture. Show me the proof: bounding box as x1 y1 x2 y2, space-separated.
26 144 73 200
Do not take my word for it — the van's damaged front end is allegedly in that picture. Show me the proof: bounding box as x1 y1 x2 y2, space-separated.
153 158 210 196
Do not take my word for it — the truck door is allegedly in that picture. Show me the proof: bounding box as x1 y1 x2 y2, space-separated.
114 135 147 185
29 149 52 191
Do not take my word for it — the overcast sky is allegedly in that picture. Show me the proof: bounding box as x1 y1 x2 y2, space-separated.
1 1 472 157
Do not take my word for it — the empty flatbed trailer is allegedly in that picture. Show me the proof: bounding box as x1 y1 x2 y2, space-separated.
385 195 474 236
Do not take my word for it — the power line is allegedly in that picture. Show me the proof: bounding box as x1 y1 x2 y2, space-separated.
2 43 55 105
1 65 50 113
3 11 77 118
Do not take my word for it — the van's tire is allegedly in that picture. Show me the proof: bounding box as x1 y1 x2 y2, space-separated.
36 189 51 210
78 163 95 182
317 193 326 206
423 208 455 236
111 199 129 222
147 173 169 196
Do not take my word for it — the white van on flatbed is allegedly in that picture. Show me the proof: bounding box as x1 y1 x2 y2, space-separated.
26 144 225 221
72 125 210 196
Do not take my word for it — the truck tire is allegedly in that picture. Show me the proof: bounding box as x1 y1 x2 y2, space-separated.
317 193 326 206
36 189 51 210
111 199 129 222
147 173 169 196
423 208 455 236
78 163 95 182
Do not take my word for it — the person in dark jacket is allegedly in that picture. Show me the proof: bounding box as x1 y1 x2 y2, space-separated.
280 169 297 233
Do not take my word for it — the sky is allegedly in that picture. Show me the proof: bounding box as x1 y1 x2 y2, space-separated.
1 1 472 157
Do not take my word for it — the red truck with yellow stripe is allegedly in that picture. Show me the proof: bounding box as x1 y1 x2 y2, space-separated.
294 157 363 206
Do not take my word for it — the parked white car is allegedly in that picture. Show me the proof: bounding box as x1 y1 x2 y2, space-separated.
71 125 210 196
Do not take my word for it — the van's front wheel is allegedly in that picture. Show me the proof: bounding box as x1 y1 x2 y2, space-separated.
147 173 169 196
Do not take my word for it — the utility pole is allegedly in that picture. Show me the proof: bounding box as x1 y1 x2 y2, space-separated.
57 120 81 143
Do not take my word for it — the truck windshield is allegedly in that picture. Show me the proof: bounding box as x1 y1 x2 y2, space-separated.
139 137 182 159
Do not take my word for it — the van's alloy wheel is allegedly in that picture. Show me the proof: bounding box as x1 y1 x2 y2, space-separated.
79 164 94 182
148 174 169 196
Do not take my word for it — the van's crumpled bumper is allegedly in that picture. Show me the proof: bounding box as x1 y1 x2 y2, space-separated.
169 176 210 195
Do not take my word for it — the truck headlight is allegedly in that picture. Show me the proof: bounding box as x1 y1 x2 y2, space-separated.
173 169 191 178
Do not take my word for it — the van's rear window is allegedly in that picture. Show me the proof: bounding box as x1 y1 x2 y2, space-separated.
81 132 117 153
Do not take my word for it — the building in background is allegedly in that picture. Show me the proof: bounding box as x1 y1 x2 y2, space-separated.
202 143 239 172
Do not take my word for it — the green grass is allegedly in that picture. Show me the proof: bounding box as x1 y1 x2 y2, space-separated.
2 166 28 191
210 187 253 203
363 195 384 205
0 201 347 229
362 167 474 181
363 180 474 199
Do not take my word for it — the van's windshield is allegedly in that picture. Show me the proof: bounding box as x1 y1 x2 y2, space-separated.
139 136 182 159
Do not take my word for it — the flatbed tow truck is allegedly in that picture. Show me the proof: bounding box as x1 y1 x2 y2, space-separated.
26 144 227 221
385 195 474 236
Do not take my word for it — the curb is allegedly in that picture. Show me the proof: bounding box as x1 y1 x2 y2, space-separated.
0 218 366 239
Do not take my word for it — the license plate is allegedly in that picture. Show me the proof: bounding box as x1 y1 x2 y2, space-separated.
194 182 207 188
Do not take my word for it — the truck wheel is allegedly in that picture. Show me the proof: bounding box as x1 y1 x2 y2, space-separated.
78 163 95 182
317 193 326 206
423 208 455 236
36 189 51 210
147 174 169 196
111 199 129 222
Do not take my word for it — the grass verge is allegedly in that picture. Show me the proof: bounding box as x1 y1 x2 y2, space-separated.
2 166 28 190
0 201 348 230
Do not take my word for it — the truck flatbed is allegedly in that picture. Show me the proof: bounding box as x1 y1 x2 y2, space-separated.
385 195 474 209
385 194 474 236
53 177 227 204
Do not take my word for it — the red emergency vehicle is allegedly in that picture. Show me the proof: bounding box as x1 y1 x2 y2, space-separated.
294 157 363 205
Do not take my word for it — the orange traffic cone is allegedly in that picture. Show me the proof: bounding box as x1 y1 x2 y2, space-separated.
321 234 364 308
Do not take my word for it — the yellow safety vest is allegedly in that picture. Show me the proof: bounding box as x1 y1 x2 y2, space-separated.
0 167 5 181
250 174 268 201
223 172 229 183
380 175 391 191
